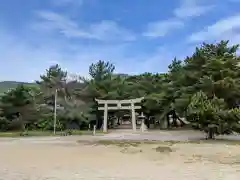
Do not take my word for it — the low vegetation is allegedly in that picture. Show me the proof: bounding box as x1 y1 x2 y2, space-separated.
0 130 103 137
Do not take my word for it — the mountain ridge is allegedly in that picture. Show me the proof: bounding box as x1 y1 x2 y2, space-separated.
0 81 36 94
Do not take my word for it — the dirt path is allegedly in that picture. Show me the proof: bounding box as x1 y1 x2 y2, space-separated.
0 135 240 180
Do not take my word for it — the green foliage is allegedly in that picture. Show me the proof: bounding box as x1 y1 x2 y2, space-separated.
0 84 39 130
0 41 240 135
187 91 223 126
0 116 9 131
89 60 115 81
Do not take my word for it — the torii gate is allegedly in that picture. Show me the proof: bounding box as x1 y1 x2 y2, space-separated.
95 97 144 132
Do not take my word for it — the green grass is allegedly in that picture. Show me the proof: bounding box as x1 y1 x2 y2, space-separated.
0 130 104 137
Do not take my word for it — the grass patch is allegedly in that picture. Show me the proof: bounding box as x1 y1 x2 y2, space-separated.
96 140 162 147
79 139 171 147
155 146 173 153
70 130 104 135
0 130 104 137
0 131 54 137
160 139 240 145
77 139 240 147
180 139 240 145
81 140 174 154
120 147 143 154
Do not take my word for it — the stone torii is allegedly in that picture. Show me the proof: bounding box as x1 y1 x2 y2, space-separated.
95 97 144 132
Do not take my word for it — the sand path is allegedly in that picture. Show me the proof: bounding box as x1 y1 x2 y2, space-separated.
0 135 239 180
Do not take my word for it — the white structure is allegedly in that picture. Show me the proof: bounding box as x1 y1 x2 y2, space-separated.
139 112 148 132
95 97 144 132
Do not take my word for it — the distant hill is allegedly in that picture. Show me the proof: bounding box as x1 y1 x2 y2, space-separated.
0 81 36 94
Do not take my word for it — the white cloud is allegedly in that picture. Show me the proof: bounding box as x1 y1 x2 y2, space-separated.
174 0 214 19
88 20 136 41
143 0 214 39
33 11 135 42
143 19 184 38
0 26 180 82
0 29 142 82
189 14 240 43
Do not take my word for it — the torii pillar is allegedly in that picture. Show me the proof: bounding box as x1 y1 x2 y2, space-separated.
95 97 144 132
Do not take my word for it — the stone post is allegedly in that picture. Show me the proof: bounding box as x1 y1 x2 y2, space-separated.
131 102 137 131
103 103 108 132
93 125 96 135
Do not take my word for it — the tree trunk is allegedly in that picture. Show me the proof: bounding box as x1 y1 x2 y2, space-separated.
160 118 168 129
166 115 170 129
96 111 101 129
117 117 120 125
206 125 217 139
207 129 214 139
172 118 178 127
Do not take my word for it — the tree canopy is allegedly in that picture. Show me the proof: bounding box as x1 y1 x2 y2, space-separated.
0 40 240 136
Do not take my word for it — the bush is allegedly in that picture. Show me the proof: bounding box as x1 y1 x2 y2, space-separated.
187 91 240 138
0 116 9 131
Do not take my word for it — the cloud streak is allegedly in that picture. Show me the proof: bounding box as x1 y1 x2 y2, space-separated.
142 0 215 39
143 19 184 38
174 0 214 19
189 14 240 44
33 11 136 42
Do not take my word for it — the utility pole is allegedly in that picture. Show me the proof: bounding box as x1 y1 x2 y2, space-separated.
53 89 57 135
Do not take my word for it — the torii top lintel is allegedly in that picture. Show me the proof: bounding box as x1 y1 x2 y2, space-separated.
95 97 144 104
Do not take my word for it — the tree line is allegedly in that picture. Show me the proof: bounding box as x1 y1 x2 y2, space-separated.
0 40 240 137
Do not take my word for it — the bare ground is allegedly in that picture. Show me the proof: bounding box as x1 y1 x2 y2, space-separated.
0 130 240 180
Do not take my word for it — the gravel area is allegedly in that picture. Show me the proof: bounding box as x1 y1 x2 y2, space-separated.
98 129 240 141
0 130 240 179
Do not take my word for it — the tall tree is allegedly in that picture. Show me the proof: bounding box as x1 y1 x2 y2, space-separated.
37 64 68 105
89 60 115 81
74 60 117 128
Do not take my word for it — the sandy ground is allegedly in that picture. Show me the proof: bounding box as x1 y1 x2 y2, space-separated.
0 132 240 180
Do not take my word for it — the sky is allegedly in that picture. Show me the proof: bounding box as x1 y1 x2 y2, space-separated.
0 0 240 82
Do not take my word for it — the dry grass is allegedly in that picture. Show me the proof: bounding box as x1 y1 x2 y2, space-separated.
77 139 240 147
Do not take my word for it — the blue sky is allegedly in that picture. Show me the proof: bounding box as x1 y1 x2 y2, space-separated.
0 0 240 82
